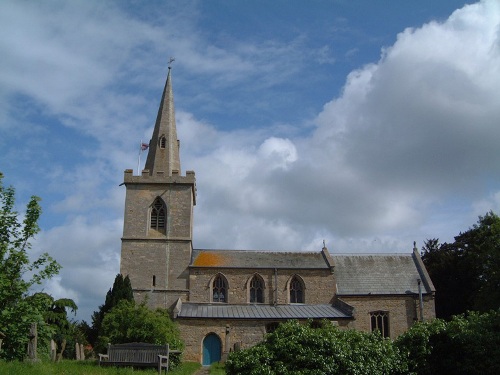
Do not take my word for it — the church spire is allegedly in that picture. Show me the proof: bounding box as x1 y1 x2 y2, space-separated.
144 66 181 176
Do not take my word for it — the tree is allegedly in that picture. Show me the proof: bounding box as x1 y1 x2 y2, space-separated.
98 300 183 368
226 320 407 375
88 274 134 349
396 310 500 375
422 211 500 319
0 173 61 360
28 293 78 360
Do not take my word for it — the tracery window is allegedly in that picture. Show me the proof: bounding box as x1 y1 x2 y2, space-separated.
370 311 390 338
249 275 264 303
289 276 304 303
150 198 166 233
212 274 228 303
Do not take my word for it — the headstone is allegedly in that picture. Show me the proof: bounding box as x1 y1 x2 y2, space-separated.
50 339 57 362
0 331 5 352
26 323 38 362
75 342 81 360
80 343 85 360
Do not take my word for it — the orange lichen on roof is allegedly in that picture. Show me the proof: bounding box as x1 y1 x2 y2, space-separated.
193 252 228 267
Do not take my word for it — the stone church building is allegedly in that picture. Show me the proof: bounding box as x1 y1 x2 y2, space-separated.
120 68 435 365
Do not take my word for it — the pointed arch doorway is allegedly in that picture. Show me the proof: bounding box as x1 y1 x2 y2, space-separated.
202 333 221 365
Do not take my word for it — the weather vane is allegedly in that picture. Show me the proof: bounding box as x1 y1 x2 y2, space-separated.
168 57 175 68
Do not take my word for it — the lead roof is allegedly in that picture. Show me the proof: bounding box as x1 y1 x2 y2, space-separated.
177 302 352 320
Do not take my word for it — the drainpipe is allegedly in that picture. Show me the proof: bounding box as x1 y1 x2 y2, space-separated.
274 268 278 306
417 279 424 322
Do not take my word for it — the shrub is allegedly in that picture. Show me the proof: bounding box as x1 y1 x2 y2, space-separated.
98 300 183 367
226 320 407 375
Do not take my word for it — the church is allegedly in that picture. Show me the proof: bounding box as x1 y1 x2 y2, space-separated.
119 67 436 365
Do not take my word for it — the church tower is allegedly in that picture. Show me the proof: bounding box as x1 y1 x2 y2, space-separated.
120 67 196 309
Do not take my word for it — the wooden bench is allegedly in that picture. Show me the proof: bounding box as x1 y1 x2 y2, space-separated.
98 342 171 374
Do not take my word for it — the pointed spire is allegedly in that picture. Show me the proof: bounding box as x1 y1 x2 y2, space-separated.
144 66 181 176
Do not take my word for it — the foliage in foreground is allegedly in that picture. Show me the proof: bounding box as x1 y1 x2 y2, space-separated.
395 309 500 375
0 173 62 361
226 320 406 375
98 300 184 368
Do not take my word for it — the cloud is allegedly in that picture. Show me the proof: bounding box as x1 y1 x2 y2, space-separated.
33 215 122 321
186 0 500 251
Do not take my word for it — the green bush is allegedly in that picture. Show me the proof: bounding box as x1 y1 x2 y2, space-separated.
98 300 183 367
395 310 500 375
226 320 407 375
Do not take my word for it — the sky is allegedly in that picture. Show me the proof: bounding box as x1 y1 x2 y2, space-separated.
1 0 499 322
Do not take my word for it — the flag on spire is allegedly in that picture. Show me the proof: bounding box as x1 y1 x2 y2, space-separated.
141 142 149 151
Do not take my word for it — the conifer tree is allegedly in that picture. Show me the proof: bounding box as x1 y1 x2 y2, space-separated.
88 274 134 347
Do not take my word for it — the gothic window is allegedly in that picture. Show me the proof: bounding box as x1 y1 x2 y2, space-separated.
249 275 264 303
152 275 156 287
212 274 228 303
159 135 166 149
150 198 166 233
370 311 390 338
289 276 304 303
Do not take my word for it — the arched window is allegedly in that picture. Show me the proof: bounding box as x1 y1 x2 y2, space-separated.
150 198 166 233
370 311 390 338
289 276 304 303
249 275 264 303
212 274 228 303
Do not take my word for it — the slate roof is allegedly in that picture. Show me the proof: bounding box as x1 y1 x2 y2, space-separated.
177 302 352 320
191 249 330 269
333 250 435 295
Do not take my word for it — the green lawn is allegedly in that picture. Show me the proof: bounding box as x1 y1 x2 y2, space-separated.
0 360 202 375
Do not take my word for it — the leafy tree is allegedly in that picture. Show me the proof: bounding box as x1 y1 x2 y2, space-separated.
422 211 500 319
226 320 407 375
98 300 183 367
28 293 78 360
0 173 61 360
396 310 500 375
88 273 133 348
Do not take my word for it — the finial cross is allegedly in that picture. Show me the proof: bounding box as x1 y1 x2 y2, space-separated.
168 57 175 68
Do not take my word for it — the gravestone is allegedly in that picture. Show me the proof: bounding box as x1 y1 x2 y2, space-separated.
26 323 39 362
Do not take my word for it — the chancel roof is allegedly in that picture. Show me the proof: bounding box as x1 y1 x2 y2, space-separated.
333 250 435 295
191 249 330 269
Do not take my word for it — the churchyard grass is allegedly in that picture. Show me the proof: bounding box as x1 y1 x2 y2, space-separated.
0 360 201 375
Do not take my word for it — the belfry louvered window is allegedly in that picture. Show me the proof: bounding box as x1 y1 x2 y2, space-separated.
250 275 264 303
213 274 228 303
159 135 166 149
290 276 304 303
150 198 166 232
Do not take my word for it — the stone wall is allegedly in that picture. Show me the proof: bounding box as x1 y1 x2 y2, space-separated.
339 294 436 338
188 268 336 304
120 171 195 310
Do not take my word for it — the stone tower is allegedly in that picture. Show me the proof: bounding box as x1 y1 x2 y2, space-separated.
120 67 196 309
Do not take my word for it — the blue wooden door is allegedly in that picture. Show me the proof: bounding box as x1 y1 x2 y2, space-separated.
202 333 221 365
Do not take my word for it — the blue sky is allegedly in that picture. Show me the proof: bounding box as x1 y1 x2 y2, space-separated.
1 0 499 322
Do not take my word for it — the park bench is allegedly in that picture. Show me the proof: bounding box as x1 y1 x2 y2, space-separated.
98 342 172 374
